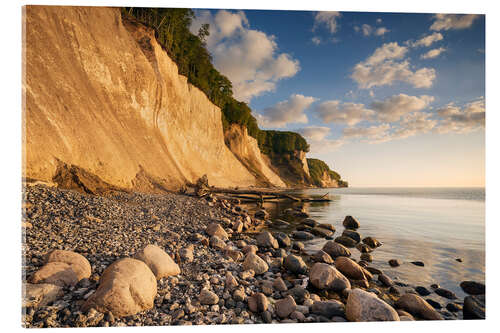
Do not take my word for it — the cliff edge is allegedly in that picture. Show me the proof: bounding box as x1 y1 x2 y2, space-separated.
23 6 267 191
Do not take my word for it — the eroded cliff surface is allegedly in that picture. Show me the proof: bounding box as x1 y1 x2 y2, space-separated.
23 6 259 191
224 125 285 188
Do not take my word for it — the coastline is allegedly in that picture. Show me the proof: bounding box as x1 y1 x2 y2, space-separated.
22 184 484 327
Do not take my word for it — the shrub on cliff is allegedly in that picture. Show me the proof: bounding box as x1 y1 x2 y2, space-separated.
307 158 347 187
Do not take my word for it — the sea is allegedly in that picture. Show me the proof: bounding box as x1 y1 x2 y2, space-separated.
252 187 485 301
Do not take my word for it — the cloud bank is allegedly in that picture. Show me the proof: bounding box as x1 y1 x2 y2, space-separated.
191 10 300 102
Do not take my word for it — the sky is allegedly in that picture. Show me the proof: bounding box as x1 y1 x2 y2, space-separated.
190 10 485 187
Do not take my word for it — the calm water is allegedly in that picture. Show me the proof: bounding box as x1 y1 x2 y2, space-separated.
254 187 485 301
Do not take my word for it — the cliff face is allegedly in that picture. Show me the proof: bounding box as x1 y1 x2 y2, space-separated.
265 151 312 187
224 125 285 188
23 6 260 191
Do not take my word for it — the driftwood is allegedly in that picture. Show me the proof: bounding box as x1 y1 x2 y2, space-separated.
210 187 331 203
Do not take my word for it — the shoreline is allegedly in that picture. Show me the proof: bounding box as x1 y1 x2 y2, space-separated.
22 184 484 327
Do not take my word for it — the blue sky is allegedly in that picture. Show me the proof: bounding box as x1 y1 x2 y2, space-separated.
190 10 485 187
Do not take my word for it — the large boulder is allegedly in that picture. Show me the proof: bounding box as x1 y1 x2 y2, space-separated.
311 227 334 238
274 232 292 248
45 250 91 281
342 216 360 229
335 256 367 280
363 237 382 248
460 281 485 295
23 283 63 308
292 231 314 241
284 255 308 275
322 241 351 258
395 293 442 320
30 262 79 287
312 250 334 264
309 263 351 291
342 230 361 243
206 223 228 240
83 258 157 317
256 231 279 249
242 253 269 275
463 295 485 319
334 236 358 248
134 244 180 280
275 295 296 318
346 289 399 322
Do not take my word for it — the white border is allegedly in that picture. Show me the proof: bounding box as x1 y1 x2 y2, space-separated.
2 0 498 332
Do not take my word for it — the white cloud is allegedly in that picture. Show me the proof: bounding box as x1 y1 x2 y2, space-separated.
297 126 345 153
311 36 321 45
365 42 407 65
375 27 390 36
362 24 373 36
313 11 342 34
436 98 485 133
390 112 437 140
191 10 300 102
355 24 389 37
342 123 391 140
411 32 444 47
421 47 447 59
430 14 480 31
370 94 435 122
351 42 436 89
296 126 331 141
256 94 317 128
314 100 374 126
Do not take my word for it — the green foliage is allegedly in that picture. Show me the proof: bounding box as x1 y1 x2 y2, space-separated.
257 131 310 154
307 158 347 187
122 7 311 155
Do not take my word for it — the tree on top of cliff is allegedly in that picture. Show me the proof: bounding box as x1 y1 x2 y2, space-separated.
122 7 311 156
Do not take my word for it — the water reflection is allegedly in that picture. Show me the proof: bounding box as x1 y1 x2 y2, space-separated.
243 188 485 300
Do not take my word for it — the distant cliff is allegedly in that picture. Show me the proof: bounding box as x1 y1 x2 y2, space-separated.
307 158 348 188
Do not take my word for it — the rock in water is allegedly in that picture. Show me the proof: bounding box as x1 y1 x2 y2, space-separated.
256 231 279 249
410 261 425 267
292 231 314 240
356 243 373 253
322 241 351 258
309 263 351 292
363 237 382 248
360 253 373 262
415 286 431 296
311 300 345 318
334 236 358 248
434 288 457 300
311 227 334 238
378 273 393 287
284 255 308 275
45 250 92 281
334 256 367 280
342 230 361 243
312 250 334 264
274 232 291 248
23 283 63 308
134 244 180 280
460 281 485 295
346 289 399 322
395 293 442 320
342 216 360 229
83 258 157 317
242 253 268 275
388 259 401 267
275 295 296 318
463 295 485 319
30 262 79 287
254 209 269 220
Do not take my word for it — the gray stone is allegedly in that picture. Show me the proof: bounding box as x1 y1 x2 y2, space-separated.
346 289 399 322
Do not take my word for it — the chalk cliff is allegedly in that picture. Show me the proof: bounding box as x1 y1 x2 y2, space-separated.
23 6 270 191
